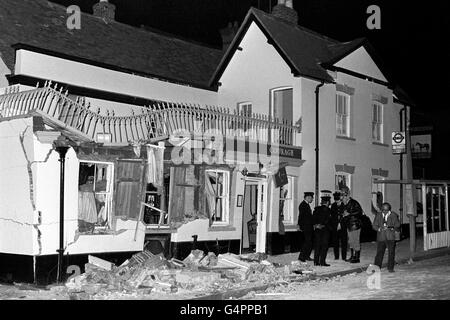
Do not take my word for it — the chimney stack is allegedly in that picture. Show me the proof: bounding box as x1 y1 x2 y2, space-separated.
93 0 116 22
220 21 239 51
272 0 298 25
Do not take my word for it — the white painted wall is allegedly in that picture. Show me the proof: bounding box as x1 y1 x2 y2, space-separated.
0 57 10 89
217 21 302 128
0 116 146 256
335 47 388 82
33 141 145 256
14 50 218 107
299 73 401 222
0 117 36 255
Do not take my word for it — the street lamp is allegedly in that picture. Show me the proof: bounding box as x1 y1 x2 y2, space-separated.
53 135 70 283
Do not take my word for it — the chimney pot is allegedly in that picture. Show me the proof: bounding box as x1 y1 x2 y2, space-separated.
93 0 116 22
272 0 298 25
220 21 239 51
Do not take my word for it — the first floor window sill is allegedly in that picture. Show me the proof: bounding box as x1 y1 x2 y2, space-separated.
336 135 356 141
372 141 389 147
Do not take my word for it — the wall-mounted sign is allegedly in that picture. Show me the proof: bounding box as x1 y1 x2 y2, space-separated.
411 134 432 159
392 131 406 154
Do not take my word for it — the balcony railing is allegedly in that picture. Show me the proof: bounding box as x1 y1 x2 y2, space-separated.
0 82 301 146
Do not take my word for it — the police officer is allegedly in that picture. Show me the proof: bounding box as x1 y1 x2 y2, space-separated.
330 191 348 260
312 194 332 266
298 192 314 262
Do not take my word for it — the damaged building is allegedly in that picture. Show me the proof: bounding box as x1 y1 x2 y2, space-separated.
0 0 413 284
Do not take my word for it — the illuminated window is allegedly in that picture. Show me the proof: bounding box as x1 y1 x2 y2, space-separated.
372 102 383 142
336 92 351 137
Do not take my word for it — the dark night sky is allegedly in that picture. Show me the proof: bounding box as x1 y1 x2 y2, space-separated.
51 0 450 178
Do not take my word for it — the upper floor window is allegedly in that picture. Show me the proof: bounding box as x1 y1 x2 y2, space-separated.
336 92 351 137
271 87 293 122
372 102 383 143
271 87 293 144
237 102 252 117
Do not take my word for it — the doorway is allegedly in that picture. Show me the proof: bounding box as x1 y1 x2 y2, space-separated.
241 178 268 253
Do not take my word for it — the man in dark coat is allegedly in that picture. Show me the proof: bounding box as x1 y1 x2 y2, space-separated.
312 195 332 266
373 202 401 272
298 192 314 262
341 186 363 263
330 191 348 260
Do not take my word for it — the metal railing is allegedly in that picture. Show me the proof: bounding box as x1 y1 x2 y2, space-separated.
0 82 302 146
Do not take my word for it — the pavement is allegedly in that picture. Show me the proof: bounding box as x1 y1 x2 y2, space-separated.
267 236 433 277
243 254 450 300
197 236 450 300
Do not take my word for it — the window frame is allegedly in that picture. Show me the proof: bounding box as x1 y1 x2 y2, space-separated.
280 176 295 225
371 176 385 214
78 160 114 231
335 172 352 192
336 92 351 138
270 86 293 120
372 101 384 143
205 169 231 226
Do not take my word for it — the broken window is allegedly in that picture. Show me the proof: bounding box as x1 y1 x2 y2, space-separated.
143 173 170 226
78 161 114 233
280 176 295 224
115 160 145 220
205 169 230 225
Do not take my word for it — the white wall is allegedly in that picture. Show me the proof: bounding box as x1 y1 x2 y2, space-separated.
300 73 401 221
335 47 388 82
0 117 146 256
0 117 36 255
217 21 301 126
0 57 10 89
33 141 146 256
15 49 218 107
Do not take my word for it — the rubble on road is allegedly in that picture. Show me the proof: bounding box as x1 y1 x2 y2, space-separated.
63 250 318 299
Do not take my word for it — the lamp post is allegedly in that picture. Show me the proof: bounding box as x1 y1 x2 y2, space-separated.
53 136 70 283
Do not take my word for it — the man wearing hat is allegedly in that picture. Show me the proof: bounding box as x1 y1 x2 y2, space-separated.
312 191 333 266
330 191 348 260
297 191 314 262
340 186 363 263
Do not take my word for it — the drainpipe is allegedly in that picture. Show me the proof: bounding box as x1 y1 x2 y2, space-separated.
315 82 325 207
53 137 70 283
399 106 405 226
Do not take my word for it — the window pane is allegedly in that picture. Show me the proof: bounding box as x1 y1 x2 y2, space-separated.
273 88 293 122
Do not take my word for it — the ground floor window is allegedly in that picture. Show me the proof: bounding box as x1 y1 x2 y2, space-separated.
78 161 113 233
205 169 230 225
372 177 385 214
280 176 295 224
335 172 351 192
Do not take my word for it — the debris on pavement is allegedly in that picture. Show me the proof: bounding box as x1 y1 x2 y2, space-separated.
61 249 320 299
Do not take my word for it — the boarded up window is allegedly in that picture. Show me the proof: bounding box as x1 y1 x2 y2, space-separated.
115 160 144 219
169 165 200 222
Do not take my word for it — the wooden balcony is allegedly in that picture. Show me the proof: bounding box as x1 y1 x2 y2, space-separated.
0 82 302 147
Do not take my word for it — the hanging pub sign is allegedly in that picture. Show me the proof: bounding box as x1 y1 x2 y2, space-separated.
274 167 288 188
392 131 406 154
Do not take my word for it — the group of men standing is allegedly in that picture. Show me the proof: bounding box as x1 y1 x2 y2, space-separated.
297 186 364 267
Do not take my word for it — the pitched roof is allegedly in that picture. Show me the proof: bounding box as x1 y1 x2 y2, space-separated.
0 0 223 88
210 7 394 87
